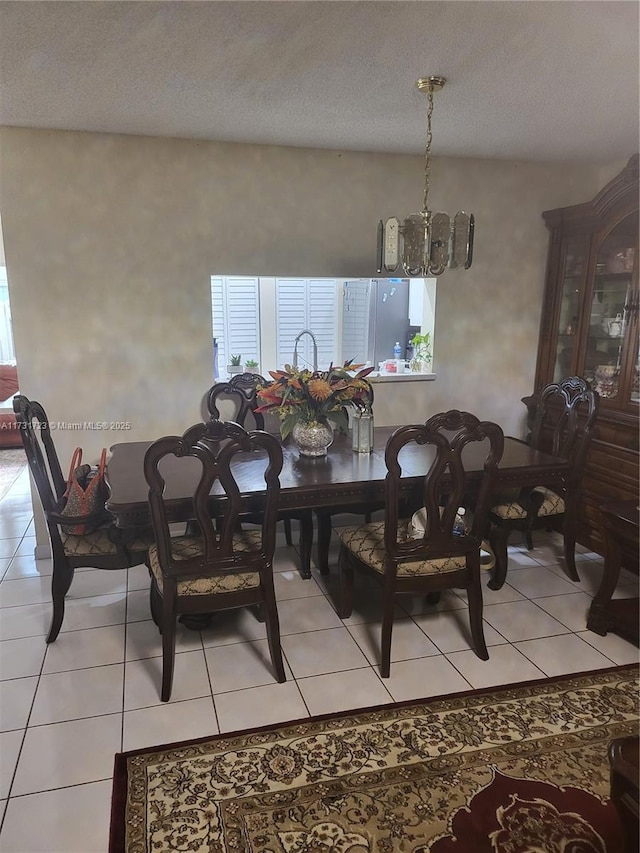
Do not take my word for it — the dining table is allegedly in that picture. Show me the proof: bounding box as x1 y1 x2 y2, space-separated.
106 426 570 585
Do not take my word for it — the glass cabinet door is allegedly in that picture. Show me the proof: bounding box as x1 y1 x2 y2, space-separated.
629 328 639 404
587 214 637 402
552 239 588 381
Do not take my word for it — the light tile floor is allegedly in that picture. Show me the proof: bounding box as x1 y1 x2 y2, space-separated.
0 459 638 851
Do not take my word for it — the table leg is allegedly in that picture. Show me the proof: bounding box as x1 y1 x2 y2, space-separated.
587 534 623 636
298 513 313 579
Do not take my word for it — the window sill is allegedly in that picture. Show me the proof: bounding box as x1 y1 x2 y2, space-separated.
369 372 436 383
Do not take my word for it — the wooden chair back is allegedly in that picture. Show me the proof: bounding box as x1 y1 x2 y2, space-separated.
207 373 267 430
13 394 66 520
383 410 504 564
530 376 599 487
144 419 283 579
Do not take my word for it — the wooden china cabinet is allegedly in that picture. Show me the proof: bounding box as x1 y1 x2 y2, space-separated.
531 154 639 560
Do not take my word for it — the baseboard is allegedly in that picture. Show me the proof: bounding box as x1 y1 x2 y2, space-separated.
35 543 51 560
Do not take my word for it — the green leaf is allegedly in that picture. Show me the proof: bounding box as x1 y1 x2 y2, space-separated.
329 408 350 435
280 413 297 440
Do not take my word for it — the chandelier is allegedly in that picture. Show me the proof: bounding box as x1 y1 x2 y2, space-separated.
376 76 474 277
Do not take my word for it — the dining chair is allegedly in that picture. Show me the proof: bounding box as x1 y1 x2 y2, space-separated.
487 376 599 590
207 373 314 578
13 394 149 643
144 419 286 701
314 378 385 575
335 410 504 677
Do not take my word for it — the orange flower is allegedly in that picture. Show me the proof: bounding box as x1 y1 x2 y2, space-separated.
256 385 283 404
307 378 332 401
257 361 375 439
268 370 289 381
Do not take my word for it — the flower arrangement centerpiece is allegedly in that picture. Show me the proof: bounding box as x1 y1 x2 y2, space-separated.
256 360 374 456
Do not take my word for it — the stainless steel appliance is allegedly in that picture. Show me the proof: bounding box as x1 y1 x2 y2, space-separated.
342 279 410 366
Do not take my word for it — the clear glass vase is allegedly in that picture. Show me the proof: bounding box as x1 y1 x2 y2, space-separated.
291 420 334 457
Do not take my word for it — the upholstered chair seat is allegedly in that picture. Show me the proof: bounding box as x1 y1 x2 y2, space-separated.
61 526 122 557
337 521 467 577
490 487 565 520
147 531 263 595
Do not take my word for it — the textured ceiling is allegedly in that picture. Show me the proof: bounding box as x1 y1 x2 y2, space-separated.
0 1 638 162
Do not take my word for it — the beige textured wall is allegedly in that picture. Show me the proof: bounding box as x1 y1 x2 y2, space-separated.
0 126 606 476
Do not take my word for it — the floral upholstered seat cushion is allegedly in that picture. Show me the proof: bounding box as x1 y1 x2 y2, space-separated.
61 526 122 556
147 531 263 595
410 507 495 569
491 487 565 520
337 521 467 577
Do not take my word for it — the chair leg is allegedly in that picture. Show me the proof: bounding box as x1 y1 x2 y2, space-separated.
525 527 534 551
316 512 332 575
283 517 293 546
562 514 580 582
380 573 396 678
160 589 177 702
46 560 75 644
149 577 162 632
468 570 489 660
298 513 313 580
488 523 510 591
263 578 286 683
337 546 354 619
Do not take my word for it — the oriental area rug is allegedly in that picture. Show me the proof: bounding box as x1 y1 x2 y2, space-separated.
110 665 638 853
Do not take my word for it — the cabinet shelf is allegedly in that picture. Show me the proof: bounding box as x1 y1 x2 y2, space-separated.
595 272 633 281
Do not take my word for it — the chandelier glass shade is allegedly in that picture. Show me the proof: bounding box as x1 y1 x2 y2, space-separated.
377 77 474 277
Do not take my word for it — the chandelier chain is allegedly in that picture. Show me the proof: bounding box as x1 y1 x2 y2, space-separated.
422 87 434 216
376 74 474 277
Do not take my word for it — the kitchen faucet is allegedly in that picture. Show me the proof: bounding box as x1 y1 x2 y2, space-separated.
292 329 318 372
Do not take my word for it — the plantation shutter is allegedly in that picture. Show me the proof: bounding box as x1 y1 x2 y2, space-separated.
308 279 337 369
276 278 307 370
275 278 338 371
211 276 226 375
210 276 260 375
341 280 371 366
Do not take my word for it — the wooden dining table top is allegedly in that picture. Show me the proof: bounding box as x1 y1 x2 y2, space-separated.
106 426 570 528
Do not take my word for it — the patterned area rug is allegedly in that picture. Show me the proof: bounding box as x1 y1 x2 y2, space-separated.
110 666 638 852
0 447 27 501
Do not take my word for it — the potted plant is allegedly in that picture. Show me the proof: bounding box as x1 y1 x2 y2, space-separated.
256 360 374 456
244 358 260 375
410 332 432 373
227 354 243 377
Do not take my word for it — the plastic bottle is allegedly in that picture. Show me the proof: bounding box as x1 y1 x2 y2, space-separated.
393 341 402 359
453 507 466 536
